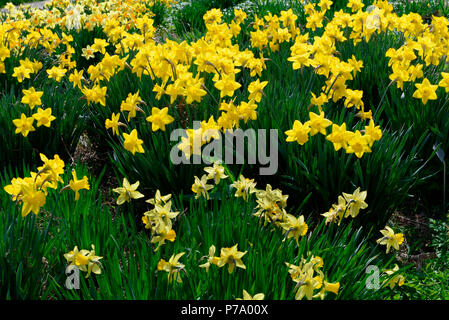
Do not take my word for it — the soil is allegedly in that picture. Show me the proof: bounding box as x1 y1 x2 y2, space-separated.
72 131 118 214
390 207 437 269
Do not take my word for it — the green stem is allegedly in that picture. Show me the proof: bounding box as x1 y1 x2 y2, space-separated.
42 191 61 242
376 78 396 113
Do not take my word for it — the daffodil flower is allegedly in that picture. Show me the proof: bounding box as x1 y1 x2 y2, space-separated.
113 178 144 205
376 226 404 253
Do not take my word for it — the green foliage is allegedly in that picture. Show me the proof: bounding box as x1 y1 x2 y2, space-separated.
172 1 211 35
393 0 449 22
389 214 449 299
0 0 31 7
172 0 246 35
252 0 306 25
0 80 87 172
400 261 449 299
329 0 372 12
2 0 449 302
429 215 449 262
0 164 397 300
0 28 91 170
254 0 299 15
80 26 437 233
0 164 98 299
148 0 169 26
237 42 433 230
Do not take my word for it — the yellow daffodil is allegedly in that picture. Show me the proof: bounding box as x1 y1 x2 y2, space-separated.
216 244 247 274
81 45 95 60
344 130 371 158
342 187 368 218
413 78 438 105
230 175 257 201
123 129 145 155
214 74 242 98
146 107 174 131
69 69 84 89
146 190 172 206
376 226 404 253
280 214 308 245
285 120 311 145
32 108 56 127
364 119 382 147
64 245 103 278
21 87 43 110
237 290 265 300
191 175 214 200
46 66 67 82
68 170 90 201
112 178 145 205
157 252 185 283
199 245 219 272
13 113 35 137
308 111 332 136
204 162 228 185
20 182 46 217
383 264 405 289
37 153 65 184
248 79 268 103
12 65 32 82
105 113 122 136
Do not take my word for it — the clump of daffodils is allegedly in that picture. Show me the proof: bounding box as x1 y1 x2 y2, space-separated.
253 182 308 245
383 264 405 289
226 176 309 246
279 214 308 245
230 175 257 201
64 244 103 278
4 154 89 217
12 86 57 138
191 162 228 200
199 243 247 274
4 0 449 165
254 184 288 225
321 187 368 225
142 190 179 251
157 252 186 283
286 255 340 300
191 174 214 200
